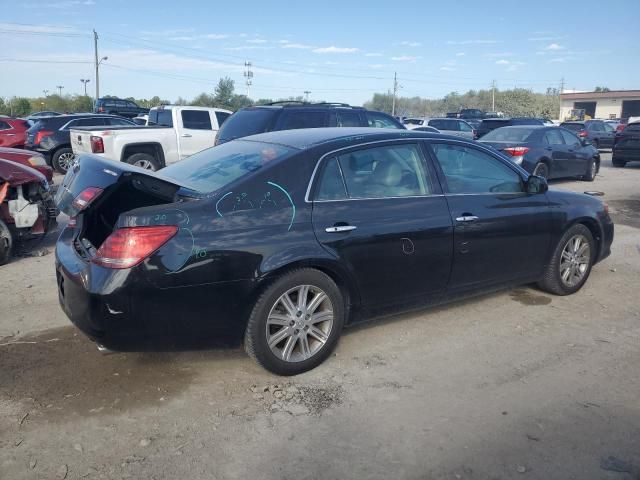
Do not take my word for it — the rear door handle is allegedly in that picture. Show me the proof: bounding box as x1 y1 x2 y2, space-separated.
325 225 357 233
455 215 479 223
180 133 192 138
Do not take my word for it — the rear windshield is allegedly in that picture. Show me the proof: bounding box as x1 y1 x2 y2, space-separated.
217 109 279 141
403 118 425 125
481 127 535 142
160 140 295 193
149 109 173 127
560 123 583 131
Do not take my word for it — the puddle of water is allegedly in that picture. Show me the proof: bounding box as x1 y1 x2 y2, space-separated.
510 289 552 306
0 326 197 421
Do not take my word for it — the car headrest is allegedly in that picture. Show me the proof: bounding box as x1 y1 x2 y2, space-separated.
372 159 402 187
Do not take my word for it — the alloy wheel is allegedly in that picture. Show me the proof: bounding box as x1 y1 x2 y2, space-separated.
133 159 156 170
58 152 75 172
559 234 591 287
265 285 334 363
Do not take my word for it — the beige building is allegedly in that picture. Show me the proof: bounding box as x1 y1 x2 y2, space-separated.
559 90 640 121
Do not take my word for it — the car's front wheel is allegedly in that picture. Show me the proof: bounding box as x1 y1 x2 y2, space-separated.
52 147 75 174
538 224 595 295
245 269 344 375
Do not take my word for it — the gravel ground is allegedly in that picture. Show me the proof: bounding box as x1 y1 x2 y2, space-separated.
1 153 639 480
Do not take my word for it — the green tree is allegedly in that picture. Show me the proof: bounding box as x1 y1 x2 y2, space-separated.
213 77 235 108
594 86 610 92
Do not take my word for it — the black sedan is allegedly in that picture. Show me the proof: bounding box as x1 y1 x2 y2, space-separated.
480 125 600 181
54 128 614 375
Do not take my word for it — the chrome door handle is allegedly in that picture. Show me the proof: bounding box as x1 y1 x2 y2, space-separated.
325 225 357 233
180 133 192 138
455 215 479 223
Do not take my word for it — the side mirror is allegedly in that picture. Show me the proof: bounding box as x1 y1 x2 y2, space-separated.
527 175 548 194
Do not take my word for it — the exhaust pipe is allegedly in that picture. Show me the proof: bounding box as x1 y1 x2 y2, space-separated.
96 343 115 355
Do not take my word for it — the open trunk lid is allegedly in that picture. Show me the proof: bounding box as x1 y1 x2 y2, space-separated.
55 154 199 250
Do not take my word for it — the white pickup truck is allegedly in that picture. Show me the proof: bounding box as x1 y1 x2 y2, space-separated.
70 105 233 170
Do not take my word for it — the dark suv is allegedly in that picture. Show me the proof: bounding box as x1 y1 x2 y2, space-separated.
476 117 545 138
215 102 404 144
559 120 615 150
25 114 136 173
94 98 149 118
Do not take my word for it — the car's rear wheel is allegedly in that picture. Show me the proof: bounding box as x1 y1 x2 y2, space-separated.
538 224 595 296
125 153 160 171
52 147 75 174
0 219 13 266
533 162 549 179
244 269 344 375
583 158 597 182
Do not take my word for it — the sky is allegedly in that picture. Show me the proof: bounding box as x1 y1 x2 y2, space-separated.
1 0 638 106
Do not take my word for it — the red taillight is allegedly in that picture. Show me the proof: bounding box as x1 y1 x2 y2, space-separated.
90 136 104 153
34 130 53 144
578 130 588 138
72 187 103 211
94 226 178 269
616 124 625 132
98 106 104 112
503 146 530 156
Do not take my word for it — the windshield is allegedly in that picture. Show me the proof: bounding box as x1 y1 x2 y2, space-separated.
482 127 535 142
160 140 295 193
216 108 279 141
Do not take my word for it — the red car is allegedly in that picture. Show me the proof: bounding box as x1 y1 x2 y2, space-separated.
0 117 30 148
0 147 53 182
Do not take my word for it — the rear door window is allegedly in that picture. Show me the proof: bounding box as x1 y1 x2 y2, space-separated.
315 157 347 200
217 109 278 141
278 111 327 130
0 121 10 130
458 121 473 132
149 109 174 127
560 129 580 147
333 143 431 199
544 129 565 145
428 119 445 129
181 110 213 130
337 111 362 127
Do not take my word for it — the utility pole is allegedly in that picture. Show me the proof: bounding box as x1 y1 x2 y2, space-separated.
80 79 90 96
303 90 311 102
56 85 64 96
392 72 398 116
243 61 253 98
491 79 496 112
559 77 565 120
94 29 100 101
559 77 565 94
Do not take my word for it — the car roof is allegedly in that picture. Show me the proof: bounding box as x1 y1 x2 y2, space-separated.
239 127 449 150
245 103 365 111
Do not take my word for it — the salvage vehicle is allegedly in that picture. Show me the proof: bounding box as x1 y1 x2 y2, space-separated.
0 147 53 182
25 114 137 174
0 117 30 148
70 105 233 171
479 126 600 180
612 122 640 167
1 159 57 265
55 128 613 375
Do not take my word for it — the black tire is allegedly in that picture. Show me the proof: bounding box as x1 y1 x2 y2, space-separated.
583 158 596 182
52 147 75 174
612 157 626 168
244 268 345 375
533 162 549 179
125 153 160 171
538 224 595 296
0 219 13 266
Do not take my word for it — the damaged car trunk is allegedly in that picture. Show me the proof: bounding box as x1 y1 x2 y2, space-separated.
54 155 199 256
0 159 58 265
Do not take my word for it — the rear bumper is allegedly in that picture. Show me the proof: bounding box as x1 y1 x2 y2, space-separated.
55 227 254 350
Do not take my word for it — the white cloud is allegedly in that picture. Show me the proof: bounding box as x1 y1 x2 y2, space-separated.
496 59 510 65
484 52 514 58
324 61 339 65
391 55 421 62
440 66 456 71
549 57 568 63
277 39 290 44
446 39 498 45
368 64 385 69
399 41 421 47
546 43 564 50
0 22 81 33
223 45 272 51
312 46 359 54
203 33 229 40
365 52 383 57
455 52 466 57
282 43 314 49
528 35 565 41
246 38 267 44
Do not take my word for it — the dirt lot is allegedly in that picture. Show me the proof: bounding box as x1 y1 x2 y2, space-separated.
1 153 639 480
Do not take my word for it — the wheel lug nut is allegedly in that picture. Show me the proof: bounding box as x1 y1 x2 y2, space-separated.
296 311 302 317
